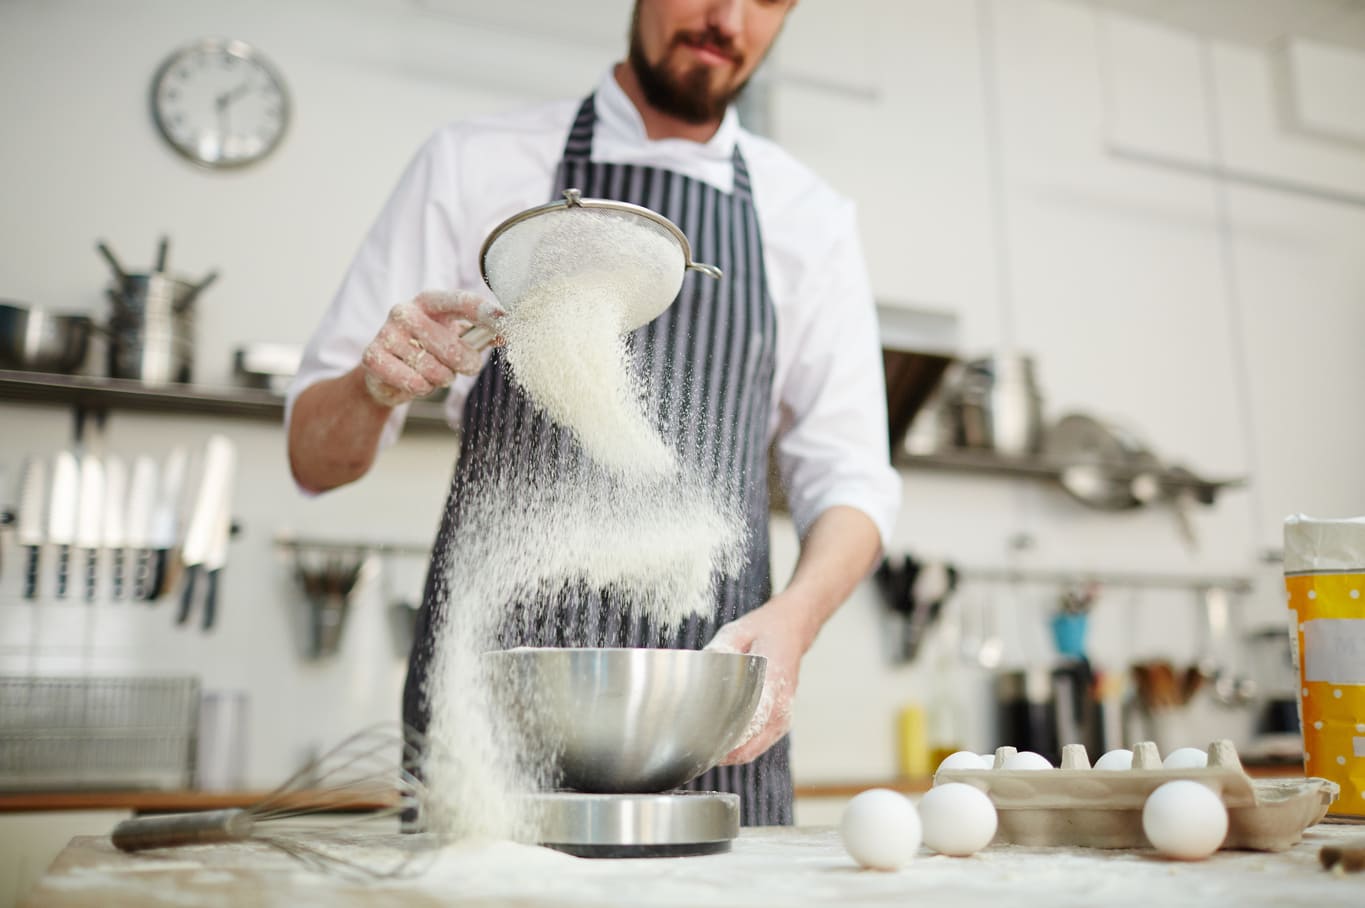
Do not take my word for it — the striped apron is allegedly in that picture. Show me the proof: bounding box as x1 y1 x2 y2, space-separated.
403 94 791 826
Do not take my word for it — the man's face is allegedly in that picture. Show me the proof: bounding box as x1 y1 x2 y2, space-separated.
628 0 795 124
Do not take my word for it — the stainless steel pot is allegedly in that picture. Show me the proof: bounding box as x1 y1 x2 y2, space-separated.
0 302 93 373
942 354 1044 455
105 273 213 385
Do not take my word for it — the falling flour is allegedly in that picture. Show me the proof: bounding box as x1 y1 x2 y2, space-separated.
419 204 745 843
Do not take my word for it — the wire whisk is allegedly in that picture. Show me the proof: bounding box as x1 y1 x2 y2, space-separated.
112 723 435 880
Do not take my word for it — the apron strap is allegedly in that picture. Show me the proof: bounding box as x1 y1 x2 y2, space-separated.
560 93 755 203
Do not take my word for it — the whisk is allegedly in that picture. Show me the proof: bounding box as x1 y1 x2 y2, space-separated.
111 723 434 879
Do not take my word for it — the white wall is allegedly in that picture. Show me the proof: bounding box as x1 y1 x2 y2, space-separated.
1 0 1363 788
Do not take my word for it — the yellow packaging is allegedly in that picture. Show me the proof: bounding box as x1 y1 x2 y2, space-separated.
1284 515 1365 817
896 704 931 778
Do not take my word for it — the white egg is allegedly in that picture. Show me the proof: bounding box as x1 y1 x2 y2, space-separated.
918 783 998 856
1142 780 1228 860
1002 750 1053 771
978 753 998 768
1162 747 1209 770
1093 748 1134 771
840 789 922 870
937 751 990 772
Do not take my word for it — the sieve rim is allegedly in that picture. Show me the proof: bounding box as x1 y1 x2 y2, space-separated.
477 189 723 292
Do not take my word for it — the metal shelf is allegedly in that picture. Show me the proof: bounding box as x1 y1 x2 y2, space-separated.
896 448 1245 499
0 369 454 433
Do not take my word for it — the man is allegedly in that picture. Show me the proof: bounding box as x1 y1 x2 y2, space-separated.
287 0 899 825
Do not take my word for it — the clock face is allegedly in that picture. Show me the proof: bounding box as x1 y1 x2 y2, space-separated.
151 38 290 169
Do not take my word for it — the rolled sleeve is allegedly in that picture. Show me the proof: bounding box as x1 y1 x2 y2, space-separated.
772 205 901 549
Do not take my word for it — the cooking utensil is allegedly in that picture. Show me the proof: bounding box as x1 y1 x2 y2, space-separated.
17 458 47 600
111 724 430 880
75 455 104 602
96 241 132 291
102 455 127 599
200 460 234 631
465 188 721 351
941 354 1044 455
294 549 370 659
48 451 79 598
0 302 93 374
178 437 234 626
124 456 157 600
154 235 169 274
1045 412 1161 511
485 647 765 794
149 446 188 600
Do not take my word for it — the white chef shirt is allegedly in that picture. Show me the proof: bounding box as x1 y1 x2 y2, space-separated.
287 69 901 547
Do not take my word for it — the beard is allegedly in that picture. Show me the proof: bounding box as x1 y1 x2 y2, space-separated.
627 16 751 125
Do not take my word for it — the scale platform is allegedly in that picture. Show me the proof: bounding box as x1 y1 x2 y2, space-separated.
532 790 739 858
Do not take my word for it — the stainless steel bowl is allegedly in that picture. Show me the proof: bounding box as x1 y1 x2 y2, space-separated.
0 302 93 374
486 647 766 794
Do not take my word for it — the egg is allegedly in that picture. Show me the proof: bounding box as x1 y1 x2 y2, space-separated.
1002 750 1053 771
918 783 998 856
1093 748 1134 771
1142 780 1228 859
1162 747 1209 770
937 751 990 772
840 789 922 870
978 753 998 768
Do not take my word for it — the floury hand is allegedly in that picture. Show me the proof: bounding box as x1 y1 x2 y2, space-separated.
360 290 504 407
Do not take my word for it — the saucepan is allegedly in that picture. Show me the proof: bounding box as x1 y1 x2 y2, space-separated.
0 302 94 374
462 189 722 350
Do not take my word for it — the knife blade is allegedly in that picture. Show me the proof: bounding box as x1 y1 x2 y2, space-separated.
124 456 157 600
149 446 188 601
76 456 104 602
48 451 79 599
102 455 127 600
17 457 47 600
201 453 236 632
179 436 233 626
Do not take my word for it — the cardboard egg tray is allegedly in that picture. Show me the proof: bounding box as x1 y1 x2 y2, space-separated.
934 741 1338 852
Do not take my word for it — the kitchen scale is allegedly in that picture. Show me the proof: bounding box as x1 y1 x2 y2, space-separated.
530 790 740 858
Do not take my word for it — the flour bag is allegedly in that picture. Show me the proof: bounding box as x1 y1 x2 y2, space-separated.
1284 514 1365 817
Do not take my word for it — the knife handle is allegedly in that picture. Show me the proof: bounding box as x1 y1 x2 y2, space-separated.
177 566 198 625
112 549 124 599
202 570 219 631
56 546 70 599
152 549 169 601
85 551 98 602
134 550 150 600
24 547 39 600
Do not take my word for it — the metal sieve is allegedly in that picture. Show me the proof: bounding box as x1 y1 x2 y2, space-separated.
462 189 722 350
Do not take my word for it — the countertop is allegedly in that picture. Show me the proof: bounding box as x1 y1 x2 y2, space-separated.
0 763 1308 812
20 822 1365 908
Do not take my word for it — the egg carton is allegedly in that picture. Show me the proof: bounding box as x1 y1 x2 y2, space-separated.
934 741 1338 852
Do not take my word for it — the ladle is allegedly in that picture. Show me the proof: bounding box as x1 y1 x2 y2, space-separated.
462 189 721 350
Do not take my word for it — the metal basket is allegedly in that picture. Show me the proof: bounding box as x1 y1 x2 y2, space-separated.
0 676 200 791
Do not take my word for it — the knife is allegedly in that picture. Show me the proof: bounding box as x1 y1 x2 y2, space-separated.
149 446 188 601
76 456 104 603
102 456 127 600
201 464 235 631
17 458 47 600
48 451 79 599
179 436 234 626
124 456 157 600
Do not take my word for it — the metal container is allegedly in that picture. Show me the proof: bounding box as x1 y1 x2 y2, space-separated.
486 647 765 793
106 273 198 385
944 354 1044 455
0 302 93 374
0 676 200 791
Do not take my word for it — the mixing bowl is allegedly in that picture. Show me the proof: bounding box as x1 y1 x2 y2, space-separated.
0 302 93 373
486 647 766 794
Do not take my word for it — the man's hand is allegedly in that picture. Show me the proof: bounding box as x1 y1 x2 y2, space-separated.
705 596 817 766
360 290 503 407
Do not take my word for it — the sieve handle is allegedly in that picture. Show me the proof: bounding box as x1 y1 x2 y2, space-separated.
112 808 256 851
461 324 497 352
687 261 723 280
